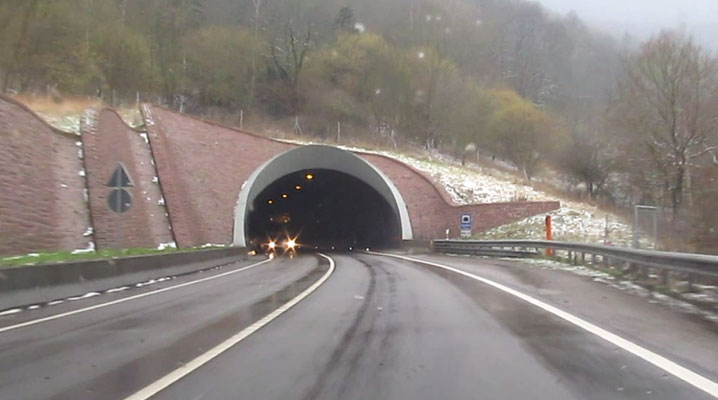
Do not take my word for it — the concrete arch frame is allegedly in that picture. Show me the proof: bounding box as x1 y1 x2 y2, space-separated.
233 145 413 247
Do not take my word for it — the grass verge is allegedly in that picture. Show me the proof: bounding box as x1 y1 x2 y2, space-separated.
0 245 226 269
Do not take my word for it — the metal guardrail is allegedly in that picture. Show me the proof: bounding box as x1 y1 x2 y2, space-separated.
432 239 718 278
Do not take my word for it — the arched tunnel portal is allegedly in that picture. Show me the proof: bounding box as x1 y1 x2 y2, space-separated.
233 145 413 249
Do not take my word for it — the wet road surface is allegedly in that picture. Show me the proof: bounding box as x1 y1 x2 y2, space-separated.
0 253 715 399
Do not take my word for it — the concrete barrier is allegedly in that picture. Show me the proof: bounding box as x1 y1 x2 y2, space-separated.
0 247 248 311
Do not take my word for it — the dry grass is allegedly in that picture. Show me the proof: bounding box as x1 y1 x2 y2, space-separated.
12 94 102 116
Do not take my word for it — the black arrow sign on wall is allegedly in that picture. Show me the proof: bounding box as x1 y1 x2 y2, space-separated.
108 188 132 213
106 163 134 188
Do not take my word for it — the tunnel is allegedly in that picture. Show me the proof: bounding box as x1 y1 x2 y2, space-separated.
233 145 412 249
247 169 400 249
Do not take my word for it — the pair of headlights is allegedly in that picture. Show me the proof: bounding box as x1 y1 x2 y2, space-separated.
267 239 296 250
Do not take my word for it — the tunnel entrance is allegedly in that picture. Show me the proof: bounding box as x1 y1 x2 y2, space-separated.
247 169 401 249
233 145 412 248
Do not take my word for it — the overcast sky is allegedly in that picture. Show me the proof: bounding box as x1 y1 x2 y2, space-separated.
534 0 718 49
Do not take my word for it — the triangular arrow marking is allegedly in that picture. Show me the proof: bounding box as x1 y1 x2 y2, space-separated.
106 163 134 188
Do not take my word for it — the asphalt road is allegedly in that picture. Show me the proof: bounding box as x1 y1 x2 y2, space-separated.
0 252 714 399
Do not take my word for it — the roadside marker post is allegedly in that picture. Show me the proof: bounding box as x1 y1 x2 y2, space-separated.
545 215 553 257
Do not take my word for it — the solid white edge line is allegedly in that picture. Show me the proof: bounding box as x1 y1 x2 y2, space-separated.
0 258 272 334
123 253 336 400
369 251 718 399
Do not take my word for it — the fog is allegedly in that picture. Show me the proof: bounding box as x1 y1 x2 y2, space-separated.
535 0 718 49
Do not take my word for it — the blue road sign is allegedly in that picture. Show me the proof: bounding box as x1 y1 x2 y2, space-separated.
460 213 472 237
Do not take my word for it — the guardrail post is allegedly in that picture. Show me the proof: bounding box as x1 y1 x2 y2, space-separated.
687 273 695 292
661 269 668 287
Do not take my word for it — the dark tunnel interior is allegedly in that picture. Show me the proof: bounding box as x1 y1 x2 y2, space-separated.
247 169 401 250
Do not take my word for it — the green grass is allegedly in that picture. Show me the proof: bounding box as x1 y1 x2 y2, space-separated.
0 245 226 268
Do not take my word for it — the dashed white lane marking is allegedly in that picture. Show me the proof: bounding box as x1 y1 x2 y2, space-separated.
370 251 718 399
123 253 335 400
0 259 271 335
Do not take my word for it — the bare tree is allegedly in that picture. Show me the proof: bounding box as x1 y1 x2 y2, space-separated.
270 22 311 114
612 31 718 219
247 0 265 111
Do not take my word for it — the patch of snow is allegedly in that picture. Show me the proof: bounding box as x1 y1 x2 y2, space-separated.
139 132 149 144
47 300 64 306
157 242 177 250
83 188 89 202
152 176 159 184
82 227 93 237
71 242 95 254
77 169 86 177
38 113 82 135
142 105 155 126
201 243 226 248
77 148 83 159
683 293 718 304
27 253 39 257
60 184 68 188
83 109 97 129
157 198 165 206
118 108 144 128
27 305 40 310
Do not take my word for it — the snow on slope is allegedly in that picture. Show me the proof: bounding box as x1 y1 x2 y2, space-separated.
395 154 643 246
38 108 143 134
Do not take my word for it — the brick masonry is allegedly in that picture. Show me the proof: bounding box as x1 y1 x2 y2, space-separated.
141 105 293 248
0 98 558 255
82 108 173 250
360 154 559 239
0 96 91 255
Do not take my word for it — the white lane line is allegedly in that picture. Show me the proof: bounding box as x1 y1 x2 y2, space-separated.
123 253 336 400
370 251 718 399
0 258 271 334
